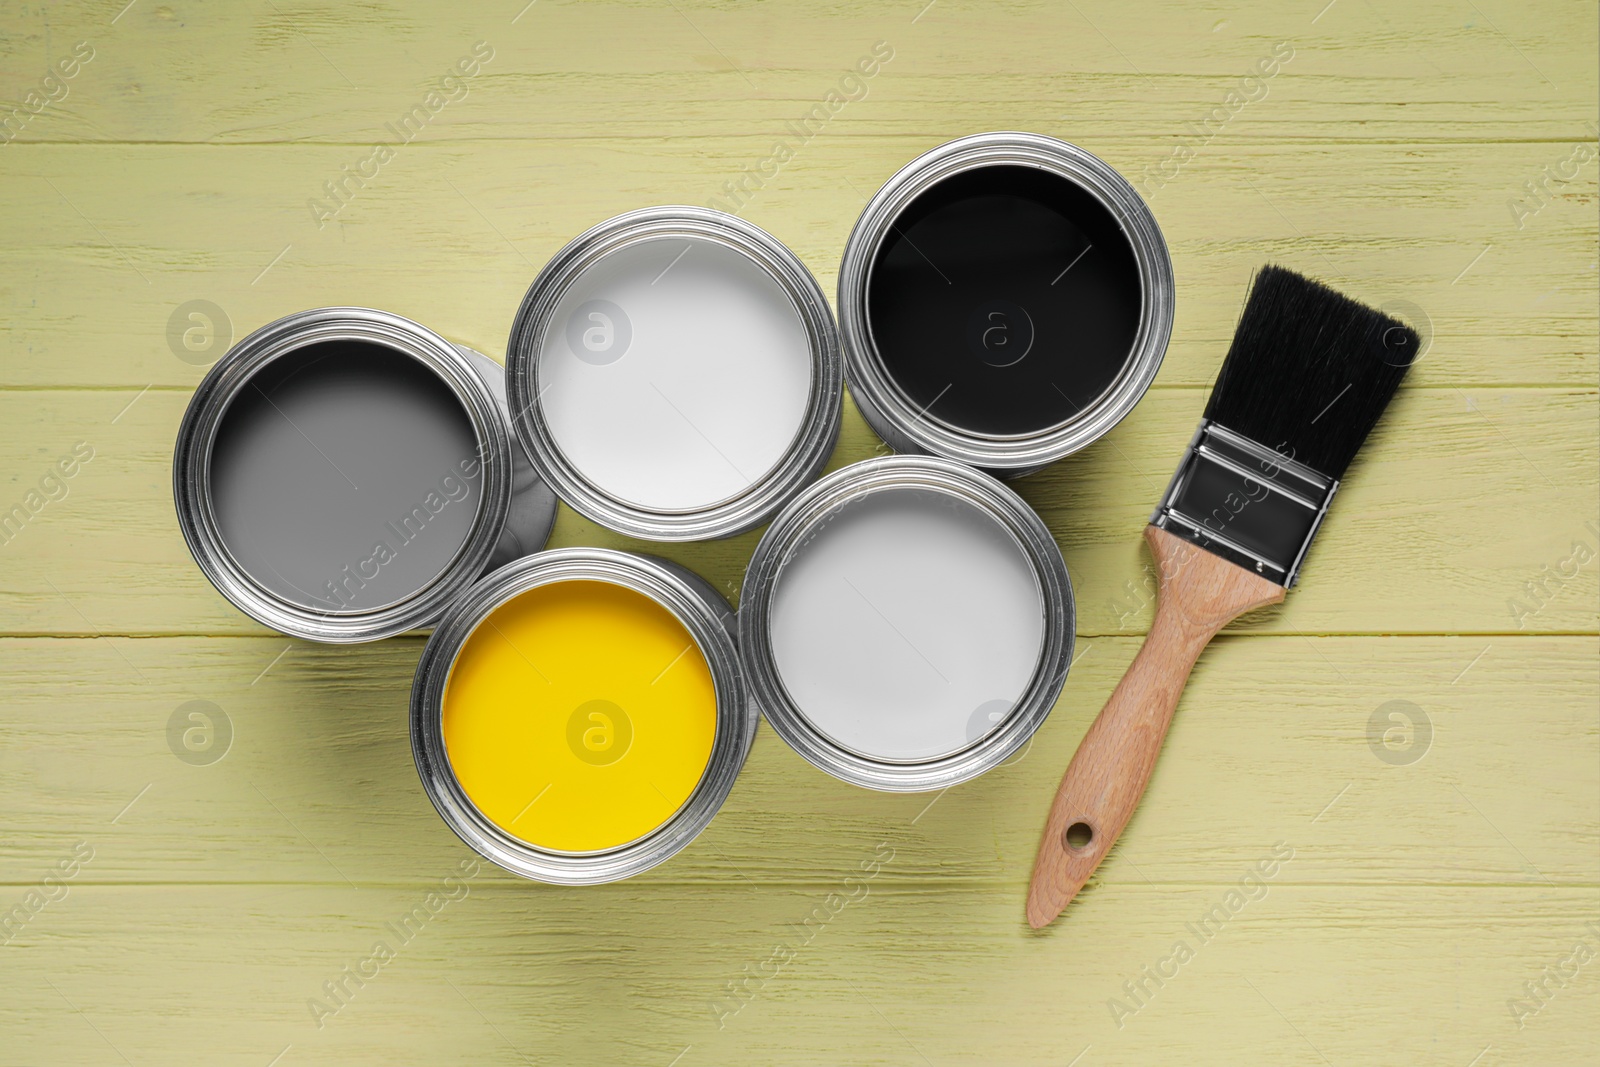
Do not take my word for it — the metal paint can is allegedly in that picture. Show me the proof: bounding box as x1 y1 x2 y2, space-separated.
410 548 753 884
454 344 561 568
506 207 842 541
739 456 1074 791
173 307 557 643
838 132 1174 475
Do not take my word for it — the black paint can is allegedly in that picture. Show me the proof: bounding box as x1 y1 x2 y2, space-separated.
838 133 1173 475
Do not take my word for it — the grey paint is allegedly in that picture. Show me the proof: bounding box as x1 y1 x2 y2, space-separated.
208 340 485 613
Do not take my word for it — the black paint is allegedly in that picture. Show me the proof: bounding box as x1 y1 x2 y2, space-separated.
867 165 1143 437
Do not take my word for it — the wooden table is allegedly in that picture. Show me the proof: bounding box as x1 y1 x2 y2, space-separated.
3 1 1595 1063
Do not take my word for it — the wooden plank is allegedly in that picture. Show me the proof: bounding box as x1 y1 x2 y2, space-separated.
0 0 1593 144
0 634 1592 887
0 387 1592 636
0 883 1593 1065
0 139 1594 388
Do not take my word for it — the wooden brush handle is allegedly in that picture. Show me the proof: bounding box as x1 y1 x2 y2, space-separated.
1026 526 1285 929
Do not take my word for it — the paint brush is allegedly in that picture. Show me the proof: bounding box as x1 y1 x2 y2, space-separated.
1026 265 1418 928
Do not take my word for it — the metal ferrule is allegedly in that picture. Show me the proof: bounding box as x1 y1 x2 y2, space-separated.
410 548 753 885
1149 420 1339 588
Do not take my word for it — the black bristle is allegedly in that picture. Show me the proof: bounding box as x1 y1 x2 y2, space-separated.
1203 265 1418 479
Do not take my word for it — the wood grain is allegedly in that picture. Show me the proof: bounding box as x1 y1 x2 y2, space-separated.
2 141 1595 389
0 0 1595 1063
1029 527 1286 927
3 884 1597 1066
2 634 1593 888
0 388 1594 636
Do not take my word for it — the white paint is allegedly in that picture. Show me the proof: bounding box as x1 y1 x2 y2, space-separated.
768 487 1046 761
537 237 813 511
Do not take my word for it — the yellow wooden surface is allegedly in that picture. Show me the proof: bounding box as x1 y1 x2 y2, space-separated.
2 0 1596 1063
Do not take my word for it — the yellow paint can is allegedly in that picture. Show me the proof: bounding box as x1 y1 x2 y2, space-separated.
411 550 751 883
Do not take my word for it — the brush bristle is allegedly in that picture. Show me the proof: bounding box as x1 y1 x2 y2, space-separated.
1203 265 1417 479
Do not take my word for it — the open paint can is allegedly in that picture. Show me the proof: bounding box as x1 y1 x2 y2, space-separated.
505 207 841 541
739 456 1074 791
838 132 1173 475
174 307 557 643
410 549 753 883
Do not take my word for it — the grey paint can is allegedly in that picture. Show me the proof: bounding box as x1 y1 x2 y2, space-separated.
739 456 1075 791
173 307 557 643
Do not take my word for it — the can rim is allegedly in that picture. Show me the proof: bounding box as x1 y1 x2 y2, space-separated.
410 548 753 884
738 456 1075 792
506 206 842 541
172 307 514 643
837 132 1174 470
453 344 561 570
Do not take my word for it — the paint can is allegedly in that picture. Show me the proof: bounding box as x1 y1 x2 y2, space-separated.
453 344 561 568
506 207 842 541
739 456 1074 791
838 132 1174 475
410 548 753 884
173 307 557 643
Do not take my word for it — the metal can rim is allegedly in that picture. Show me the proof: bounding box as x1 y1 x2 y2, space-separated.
837 132 1174 471
410 548 753 884
738 455 1075 792
172 306 515 643
453 344 561 569
506 206 843 541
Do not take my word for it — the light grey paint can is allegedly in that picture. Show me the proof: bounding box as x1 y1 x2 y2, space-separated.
739 456 1075 791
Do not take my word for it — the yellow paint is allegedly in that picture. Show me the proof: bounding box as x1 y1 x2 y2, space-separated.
441 580 716 852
